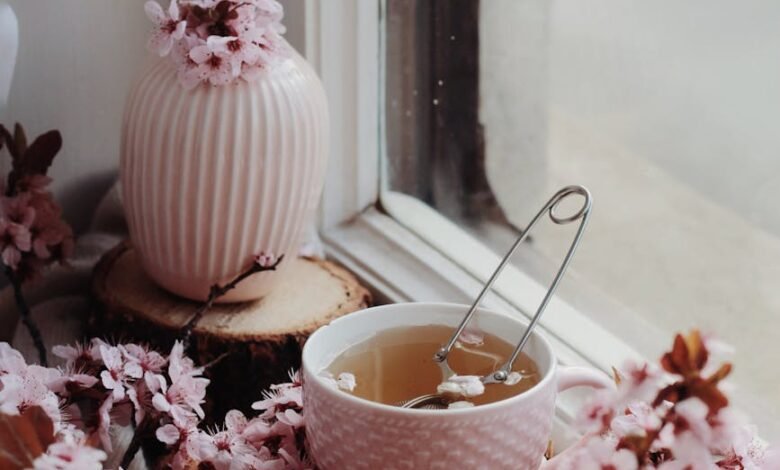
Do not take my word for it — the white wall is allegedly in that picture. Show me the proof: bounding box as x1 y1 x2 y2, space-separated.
0 0 306 232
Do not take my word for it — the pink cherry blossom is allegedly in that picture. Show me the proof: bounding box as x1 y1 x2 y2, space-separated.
276 409 304 429
577 388 619 434
47 367 99 394
0 353 62 425
88 338 108 360
16 174 52 194
615 360 664 404
32 428 107 470
0 341 27 374
253 30 288 66
578 438 638 470
168 341 209 388
52 342 94 367
716 424 770 469
167 29 203 87
152 378 199 426
241 417 274 447
207 29 265 73
0 374 25 415
254 251 278 268
610 402 663 438
458 327 484 346
673 398 714 444
185 41 237 88
157 422 185 446
334 372 357 392
31 224 71 260
144 0 289 87
145 0 187 56
98 345 131 400
251 382 303 419
0 217 32 269
207 430 267 470
253 0 285 30
28 192 73 262
121 343 167 375
1 193 36 228
437 375 485 398
152 342 209 425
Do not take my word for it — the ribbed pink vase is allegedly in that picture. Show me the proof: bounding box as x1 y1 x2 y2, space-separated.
120 45 328 302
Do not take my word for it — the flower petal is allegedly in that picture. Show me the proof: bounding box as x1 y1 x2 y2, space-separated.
156 424 181 446
189 45 213 65
144 1 166 24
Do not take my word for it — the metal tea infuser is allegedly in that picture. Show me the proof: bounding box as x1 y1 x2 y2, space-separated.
401 185 592 409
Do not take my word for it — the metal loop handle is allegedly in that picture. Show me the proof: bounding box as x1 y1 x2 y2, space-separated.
434 185 592 383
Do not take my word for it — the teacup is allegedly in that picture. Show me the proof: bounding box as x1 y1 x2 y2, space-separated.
302 302 612 470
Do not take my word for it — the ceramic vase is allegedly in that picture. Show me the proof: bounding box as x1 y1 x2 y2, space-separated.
120 44 328 302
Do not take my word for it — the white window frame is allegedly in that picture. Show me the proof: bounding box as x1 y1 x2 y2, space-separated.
300 0 647 428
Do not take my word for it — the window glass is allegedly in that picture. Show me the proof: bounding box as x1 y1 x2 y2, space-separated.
382 0 780 436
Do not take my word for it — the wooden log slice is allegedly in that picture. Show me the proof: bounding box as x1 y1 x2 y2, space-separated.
90 242 371 420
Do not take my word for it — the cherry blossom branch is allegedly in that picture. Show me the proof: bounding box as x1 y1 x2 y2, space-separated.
181 254 285 349
6 268 47 366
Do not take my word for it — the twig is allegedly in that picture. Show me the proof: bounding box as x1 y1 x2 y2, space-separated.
119 256 284 467
201 351 231 370
119 415 152 469
181 255 284 348
6 269 47 366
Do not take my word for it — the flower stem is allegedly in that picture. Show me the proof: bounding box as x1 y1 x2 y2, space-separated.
6 269 47 366
181 255 284 348
119 416 152 469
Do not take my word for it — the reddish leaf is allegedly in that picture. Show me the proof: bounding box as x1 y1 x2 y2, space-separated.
653 382 684 407
13 123 27 163
19 130 62 177
683 330 708 372
0 124 13 158
215 0 232 17
660 331 709 377
708 362 732 384
660 334 689 376
0 407 56 469
689 377 729 415
612 366 623 387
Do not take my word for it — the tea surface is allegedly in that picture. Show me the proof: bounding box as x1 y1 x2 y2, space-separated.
326 324 541 407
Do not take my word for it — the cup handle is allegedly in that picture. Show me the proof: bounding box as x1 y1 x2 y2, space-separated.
557 365 615 392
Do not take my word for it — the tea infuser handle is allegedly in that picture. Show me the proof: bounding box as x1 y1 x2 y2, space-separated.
434 185 592 382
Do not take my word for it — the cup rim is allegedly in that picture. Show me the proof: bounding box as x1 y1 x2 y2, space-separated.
302 302 558 415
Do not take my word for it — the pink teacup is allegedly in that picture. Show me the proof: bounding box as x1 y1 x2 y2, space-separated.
302 302 612 470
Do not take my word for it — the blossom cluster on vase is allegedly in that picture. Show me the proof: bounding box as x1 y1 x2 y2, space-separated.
0 124 73 281
145 0 290 89
549 331 780 469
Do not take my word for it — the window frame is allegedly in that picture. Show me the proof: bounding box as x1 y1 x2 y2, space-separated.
303 0 647 428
